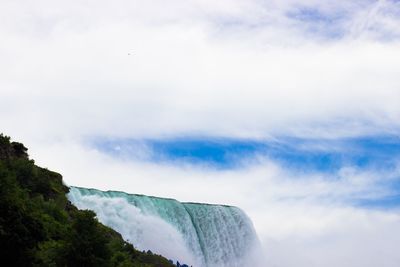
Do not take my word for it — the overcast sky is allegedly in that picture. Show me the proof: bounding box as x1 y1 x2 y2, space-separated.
1 0 400 266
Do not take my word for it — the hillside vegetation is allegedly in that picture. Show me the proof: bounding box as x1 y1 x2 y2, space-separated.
0 134 175 267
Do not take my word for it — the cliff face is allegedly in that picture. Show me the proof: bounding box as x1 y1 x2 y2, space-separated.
0 134 175 267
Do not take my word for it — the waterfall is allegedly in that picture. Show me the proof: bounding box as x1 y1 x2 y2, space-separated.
68 187 262 267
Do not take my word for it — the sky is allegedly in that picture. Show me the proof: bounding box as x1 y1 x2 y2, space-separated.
1 0 400 266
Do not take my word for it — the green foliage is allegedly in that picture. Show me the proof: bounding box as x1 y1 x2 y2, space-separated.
0 134 175 267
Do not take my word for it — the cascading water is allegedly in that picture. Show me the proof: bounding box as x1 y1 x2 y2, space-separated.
68 186 262 267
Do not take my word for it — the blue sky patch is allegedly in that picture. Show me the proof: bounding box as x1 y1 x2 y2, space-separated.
286 6 347 39
92 135 400 172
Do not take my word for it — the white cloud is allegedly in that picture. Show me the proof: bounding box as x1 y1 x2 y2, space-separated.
1 0 400 141
262 206 400 267
1 1 400 266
